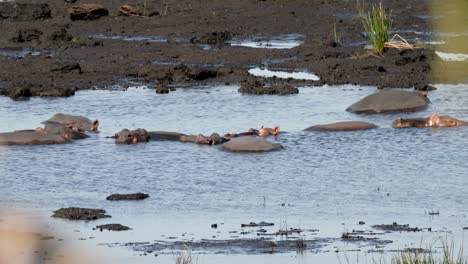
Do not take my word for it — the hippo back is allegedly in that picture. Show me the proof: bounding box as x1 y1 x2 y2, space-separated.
0 131 70 145
45 113 99 131
347 90 429 114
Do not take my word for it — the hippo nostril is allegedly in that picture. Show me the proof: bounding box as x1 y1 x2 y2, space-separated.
127 134 133 138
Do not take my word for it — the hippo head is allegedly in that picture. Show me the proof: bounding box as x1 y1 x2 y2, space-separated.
114 128 149 144
428 114 467 127
65 120 99 132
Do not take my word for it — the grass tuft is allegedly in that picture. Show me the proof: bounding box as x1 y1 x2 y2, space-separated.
357 0 391 55
391 240 468 264
175 246 193 264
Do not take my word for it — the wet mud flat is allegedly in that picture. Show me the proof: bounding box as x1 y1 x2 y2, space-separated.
0 0 466 99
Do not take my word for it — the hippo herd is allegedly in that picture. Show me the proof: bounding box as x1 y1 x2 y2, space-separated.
0 90 467 152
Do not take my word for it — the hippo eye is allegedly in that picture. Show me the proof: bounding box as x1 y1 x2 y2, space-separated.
127 134 133 138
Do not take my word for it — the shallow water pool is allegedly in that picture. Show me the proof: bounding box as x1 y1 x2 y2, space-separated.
0 84 467 263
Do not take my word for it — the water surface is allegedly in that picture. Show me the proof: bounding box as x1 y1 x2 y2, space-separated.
1 84 467 263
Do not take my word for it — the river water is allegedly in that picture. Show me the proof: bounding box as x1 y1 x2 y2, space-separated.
1 84 467 264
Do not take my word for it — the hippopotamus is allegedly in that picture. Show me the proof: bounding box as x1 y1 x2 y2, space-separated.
258 126 280 137
180 133 228 145
44 113 99 132
41 122 89 139
147 131 186 141
114 129 149 144
304 121 378 132
223 138 283 153
392 114 468 128
0 130 70 145
347 90 430 114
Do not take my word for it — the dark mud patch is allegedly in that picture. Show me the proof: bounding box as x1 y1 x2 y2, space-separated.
0 0 441 98
241 221 274 228
341 231 393 246
95 224 131 232
51 207 111 221
239 77 298 95
372 223 422 232
106 192 149 201
121 237 333 255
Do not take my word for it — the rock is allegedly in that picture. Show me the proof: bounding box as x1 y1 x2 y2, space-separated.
304 121 378 132
223 138 283 153
239 78 298 95
211 224 218 228
119 5 144 16
106 193 149 201
51 208 111 220
148 131 186 141
95 224 131 231
50 62 82 74
11 86 32 99
156 87 170 94
12 28 43 43
68 4 109 21
0 3 51 21
346 89 429 114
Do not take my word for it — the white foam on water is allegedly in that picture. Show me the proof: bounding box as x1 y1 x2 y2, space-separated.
436 51 468 61
248 67 320 81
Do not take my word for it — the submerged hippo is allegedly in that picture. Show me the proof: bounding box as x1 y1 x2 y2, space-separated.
180 133 228 145
223 138 283 153
148 131 186 141
44 113 99 132
114 129 149 144
0 130 70 145
392 114 468 128
304 121 378 132
347 90 430 114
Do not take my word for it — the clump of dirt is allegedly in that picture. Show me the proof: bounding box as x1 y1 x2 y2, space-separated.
51 207 111 220
106 192 149 201
239 77 298 95
241 221 274 227
68 4 109 21
95 223 131 231
372 222 422 232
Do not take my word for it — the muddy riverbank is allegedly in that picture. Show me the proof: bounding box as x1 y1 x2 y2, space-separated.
1 0 465 99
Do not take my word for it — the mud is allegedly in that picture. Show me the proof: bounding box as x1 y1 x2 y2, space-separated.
0 0 459 99
123 237 334 255
51 207 111 220
106 192 149 201
372 223 422 232
95 224 131 231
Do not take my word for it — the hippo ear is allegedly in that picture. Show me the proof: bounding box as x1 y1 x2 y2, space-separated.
93 120 99 131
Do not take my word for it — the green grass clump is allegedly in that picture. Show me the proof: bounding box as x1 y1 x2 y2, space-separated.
357 1 391 55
